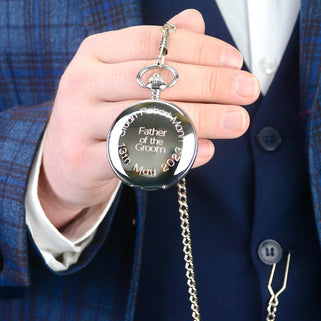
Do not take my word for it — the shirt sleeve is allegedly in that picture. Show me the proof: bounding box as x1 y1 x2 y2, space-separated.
25 134 121 272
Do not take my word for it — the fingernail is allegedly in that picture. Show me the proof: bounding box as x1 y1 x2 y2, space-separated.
234 75 259 98
222 111 245 130
221 49 243 68
197 140 214 159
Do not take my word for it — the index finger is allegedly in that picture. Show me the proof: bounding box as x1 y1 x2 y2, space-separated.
79 25 243 69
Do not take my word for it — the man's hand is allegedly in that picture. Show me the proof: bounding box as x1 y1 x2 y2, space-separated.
39 9 260 228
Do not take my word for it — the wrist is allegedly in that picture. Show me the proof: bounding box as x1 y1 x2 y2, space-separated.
38 163 119 229
38 163 86 228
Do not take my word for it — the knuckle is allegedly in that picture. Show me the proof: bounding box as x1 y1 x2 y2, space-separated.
190 107 202 137
201 68 216 99
58 70 77 98
79 34 96 53
106 65 123 86
61 141 79 170
201 68 226 100
191 36 207 65
58 66 93 98
199 107 212 137
79 146 95 165
139 27 160 58
62 141 91 172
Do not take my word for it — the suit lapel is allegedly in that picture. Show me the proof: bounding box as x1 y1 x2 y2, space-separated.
79 0 142 35
301 0 321 240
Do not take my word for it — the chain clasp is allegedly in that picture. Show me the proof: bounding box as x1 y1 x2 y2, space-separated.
157 22 176 66
266 252 291 321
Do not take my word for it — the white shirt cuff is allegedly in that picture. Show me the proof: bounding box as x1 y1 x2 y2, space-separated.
25 134 121 272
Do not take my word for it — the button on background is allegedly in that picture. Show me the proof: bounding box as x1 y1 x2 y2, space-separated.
256 127 282 152
257 239 283 265
259 57 278 75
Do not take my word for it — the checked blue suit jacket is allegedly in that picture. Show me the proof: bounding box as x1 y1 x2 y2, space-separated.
0 0 320 320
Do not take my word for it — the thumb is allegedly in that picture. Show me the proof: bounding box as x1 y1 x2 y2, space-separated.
168 9 205 34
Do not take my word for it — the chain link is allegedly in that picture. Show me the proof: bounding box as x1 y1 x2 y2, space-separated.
266 296 279 321
177 178 201 321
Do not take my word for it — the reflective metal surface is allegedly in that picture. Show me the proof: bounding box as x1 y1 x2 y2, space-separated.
107 100 198 190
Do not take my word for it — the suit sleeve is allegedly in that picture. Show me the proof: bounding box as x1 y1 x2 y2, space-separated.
0 102 51 288
0 102 124 295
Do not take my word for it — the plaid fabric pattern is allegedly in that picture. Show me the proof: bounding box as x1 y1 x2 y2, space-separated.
0 1 86 108
301 0 321 242
0 103 51 289
1 185 142 321
0 0 321 319
80 0 142 36
0 0 142 109
0 0 144 320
